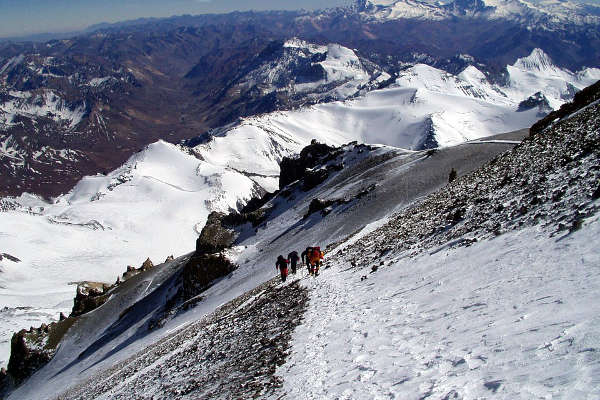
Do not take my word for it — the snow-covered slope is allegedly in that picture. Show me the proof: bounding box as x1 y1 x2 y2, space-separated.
0 140 260 367
281 219 600 399
10 90 600 398
0 90 86 130
200 48 599 150
0 47 597 369
208 38 390 107
6 134 527 400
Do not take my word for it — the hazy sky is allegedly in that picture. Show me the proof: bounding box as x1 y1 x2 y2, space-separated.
0 0 351 38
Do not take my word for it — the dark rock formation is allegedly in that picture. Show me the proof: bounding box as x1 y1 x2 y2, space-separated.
2 316 77 391
302 168 330 191
195 212 237 254
304 198 350 218
240 191 277 214
0 367 12 398
278 140 337 189
182 253 237 300
0 253 21 263
140 258 154 271
119 257 157 282
517 91 552 114
7 330 53 385
70 282 112 318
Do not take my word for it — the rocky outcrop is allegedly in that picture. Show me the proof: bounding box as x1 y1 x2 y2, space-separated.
117 257 157 283
7 329 54 386
304 198 349 219
1 254 163 396
1 315 77 393
147 214 240 330
240 191 277 214
182 253 237 300
70 282 112 318
531 80 600 135
149 250 237 330
71 256 160 318
195 212 237 254
517 91 552 115
279 140 339 189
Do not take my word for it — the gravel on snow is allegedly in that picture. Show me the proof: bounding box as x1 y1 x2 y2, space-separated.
55 277 308 400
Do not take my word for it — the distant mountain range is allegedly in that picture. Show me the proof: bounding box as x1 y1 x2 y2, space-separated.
358 0 600 28
0 0 599 198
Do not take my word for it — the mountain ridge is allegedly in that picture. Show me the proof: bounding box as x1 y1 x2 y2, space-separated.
4 79 599 398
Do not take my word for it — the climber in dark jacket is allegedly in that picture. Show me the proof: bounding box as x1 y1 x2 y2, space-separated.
288 251 300 274
301 247 311 273
276 255 289 282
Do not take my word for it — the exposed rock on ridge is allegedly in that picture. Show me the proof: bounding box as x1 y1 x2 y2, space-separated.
0 315 77 395
278 140 338 189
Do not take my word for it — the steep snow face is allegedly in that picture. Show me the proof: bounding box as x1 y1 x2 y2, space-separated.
0 140 259 367
506 49 600 110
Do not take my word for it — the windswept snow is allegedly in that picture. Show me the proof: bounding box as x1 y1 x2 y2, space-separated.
277 219 600 399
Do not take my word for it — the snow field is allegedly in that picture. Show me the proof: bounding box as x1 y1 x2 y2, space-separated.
277 220 600 399
0 140 258 367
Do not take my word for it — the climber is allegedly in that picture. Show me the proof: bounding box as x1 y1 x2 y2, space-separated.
288 250 300 274
312 246 324 276
276 255 289 282
303 246 324 275
301 247 312 274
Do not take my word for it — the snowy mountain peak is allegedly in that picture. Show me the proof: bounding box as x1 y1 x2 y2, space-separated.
513 48 561 73
229 38 385 104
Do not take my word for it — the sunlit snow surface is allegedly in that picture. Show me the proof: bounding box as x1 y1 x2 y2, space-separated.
0 48 598 367
276 218 600 399
0 141 259 367
204 49 599 151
